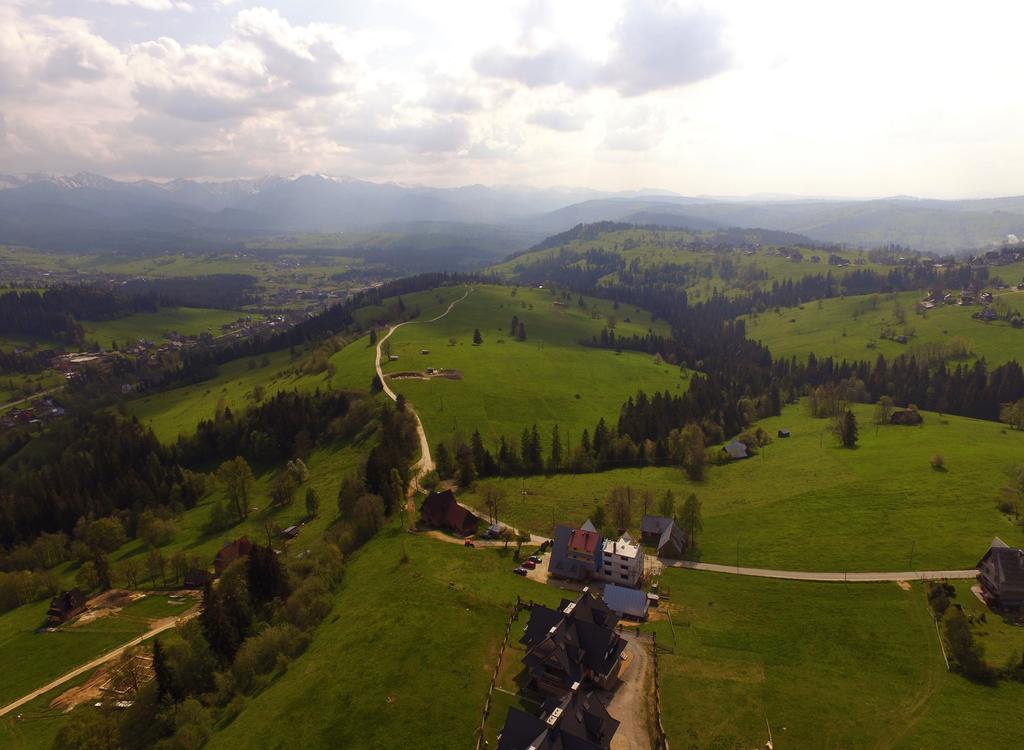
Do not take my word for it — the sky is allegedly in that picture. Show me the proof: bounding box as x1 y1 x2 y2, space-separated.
1 0 1022 198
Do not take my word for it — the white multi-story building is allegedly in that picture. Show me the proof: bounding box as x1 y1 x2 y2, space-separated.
597 535 645 588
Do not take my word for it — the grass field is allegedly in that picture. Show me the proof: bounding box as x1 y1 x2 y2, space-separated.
83 307 247 349
382 284 683 447
0 372 63 407
0 670 94 750
491 227 892 301
204 526 562 749
745 289 1024 366
643 569 1024 749
0 594 186 709
462 401 1024 572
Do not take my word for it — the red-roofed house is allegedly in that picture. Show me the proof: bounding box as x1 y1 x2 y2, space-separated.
419 489 480 537
214 537 254 576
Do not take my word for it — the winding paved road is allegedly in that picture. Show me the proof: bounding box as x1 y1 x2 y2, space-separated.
375 288 472 485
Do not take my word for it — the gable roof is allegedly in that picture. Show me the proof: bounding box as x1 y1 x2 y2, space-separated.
657 521 687 557
569 528 601 555
548 526 593 581
601 584 649 619
978 538 1024 591
724 440 748 459
580 519 598 533
419 489 480 534
214 537 253 571
640 515 673 536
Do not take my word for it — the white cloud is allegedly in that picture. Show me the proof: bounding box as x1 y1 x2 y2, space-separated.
527 107 586 132
94 0 194 11
0 0 1022 197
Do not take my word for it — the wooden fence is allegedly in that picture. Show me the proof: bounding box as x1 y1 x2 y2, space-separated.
474 596 531 750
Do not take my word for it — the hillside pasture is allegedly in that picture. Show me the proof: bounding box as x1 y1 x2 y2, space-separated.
745 289 1024 367
83 307 247 350
462 401 1024 572
645 569 1024 749
382 284 683 448
204 528 563 749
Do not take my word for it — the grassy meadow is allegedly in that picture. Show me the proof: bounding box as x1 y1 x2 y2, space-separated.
644 569 1024 749
462 401 1024 572
492 227 891 301
0 594 187 709
745 289 1024 366
382 284 684 447
83 307 246 349
204 527 562 749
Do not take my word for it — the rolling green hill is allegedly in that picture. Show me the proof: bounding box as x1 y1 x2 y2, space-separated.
462 400 1024 572
745 289 1024 366
380 284 684 448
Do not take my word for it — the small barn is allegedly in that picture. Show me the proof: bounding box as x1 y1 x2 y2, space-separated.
47 588 87 625
280 525 300 540
602 583 649 620
889 409 923 426
723 440 749 460
183 569 211 589
777 428 791 438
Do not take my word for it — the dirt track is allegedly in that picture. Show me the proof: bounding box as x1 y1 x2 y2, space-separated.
608 637 654 750
0 609 198 719
374 288 472 490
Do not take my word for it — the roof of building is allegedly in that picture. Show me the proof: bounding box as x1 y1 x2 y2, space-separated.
724 440 749 459
602 536 641 560
640 515 673 536
657 522 687 556
214 537 253 568
420 489 480 534
548 526 595 581
580 519 598 533
601 584 649 619
520 591 626 691
569 528 602 555
978 537 1024 591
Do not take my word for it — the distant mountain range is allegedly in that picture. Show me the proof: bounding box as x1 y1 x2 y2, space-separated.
1 172 1022 257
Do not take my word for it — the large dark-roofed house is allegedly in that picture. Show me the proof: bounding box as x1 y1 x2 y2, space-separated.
47 588 87 625
977 537 1024 608
520 589 626 696
496 686 619 750
418 489 480 537
723 439 749 460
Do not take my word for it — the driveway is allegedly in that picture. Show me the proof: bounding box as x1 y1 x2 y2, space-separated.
608 637 654 750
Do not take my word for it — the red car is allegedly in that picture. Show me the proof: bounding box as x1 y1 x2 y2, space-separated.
521 559 536 569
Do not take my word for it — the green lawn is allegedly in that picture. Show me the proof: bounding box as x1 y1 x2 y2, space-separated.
204 527 563 749
0 372 63 408
0 670 94 750
0 594 186 709
83 307 247 350
745 289 1024 366
383 284 684 447
462 401 1024 572
642 569 1024 749
948 581 1024 666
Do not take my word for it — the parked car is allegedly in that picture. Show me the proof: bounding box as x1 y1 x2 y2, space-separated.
512 567 528 576
464 539 475 547
521 560 536 569
528 555 542 564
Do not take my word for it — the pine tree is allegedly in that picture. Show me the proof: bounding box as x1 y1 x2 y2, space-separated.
473 328 483 345
516 322 527 341
549 425 562 473
152 637 174 703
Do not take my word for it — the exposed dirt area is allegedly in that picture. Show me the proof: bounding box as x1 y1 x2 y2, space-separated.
73 589 148 626
386 369 463 380
608 637 654 750
897 580 912 591
49 667 109 712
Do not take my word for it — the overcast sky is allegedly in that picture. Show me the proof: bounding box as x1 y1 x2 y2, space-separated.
1 0 1021 197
